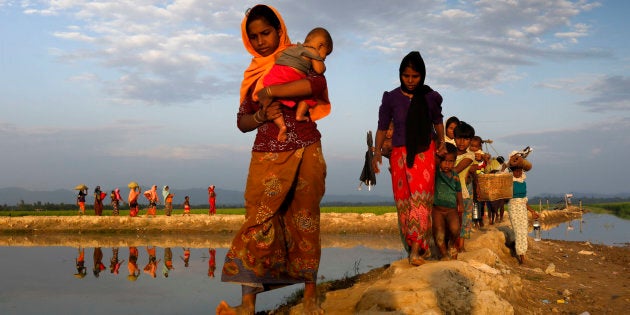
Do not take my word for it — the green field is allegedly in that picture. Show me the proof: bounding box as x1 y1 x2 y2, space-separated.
585 202 630 219
3 202 628 219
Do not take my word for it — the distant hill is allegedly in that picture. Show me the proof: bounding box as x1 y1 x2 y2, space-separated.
0 187 393 207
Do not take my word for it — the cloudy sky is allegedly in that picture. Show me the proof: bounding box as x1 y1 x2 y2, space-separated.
1 0 628 198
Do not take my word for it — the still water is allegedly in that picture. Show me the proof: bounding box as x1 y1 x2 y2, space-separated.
0 235 405 315
1 213 627 315
532 212 630 246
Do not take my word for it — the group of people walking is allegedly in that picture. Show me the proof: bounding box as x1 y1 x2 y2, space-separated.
151 3 539 313
75 185 217 217
212 3 540 313
373 61 538 268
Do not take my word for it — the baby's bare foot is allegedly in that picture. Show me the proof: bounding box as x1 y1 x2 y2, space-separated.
296 114 310 122
277 126 288 142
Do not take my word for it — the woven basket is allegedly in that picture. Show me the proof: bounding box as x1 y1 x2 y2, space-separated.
477 173 513 201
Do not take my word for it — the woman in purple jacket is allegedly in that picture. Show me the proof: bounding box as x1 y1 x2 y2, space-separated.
373 51 446 266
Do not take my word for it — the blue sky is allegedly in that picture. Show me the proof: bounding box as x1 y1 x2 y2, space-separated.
0 0 628 198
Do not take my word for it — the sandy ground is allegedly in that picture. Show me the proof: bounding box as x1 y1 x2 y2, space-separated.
1 211 628 314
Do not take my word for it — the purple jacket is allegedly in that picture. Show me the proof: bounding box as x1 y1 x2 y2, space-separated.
377 87 443 147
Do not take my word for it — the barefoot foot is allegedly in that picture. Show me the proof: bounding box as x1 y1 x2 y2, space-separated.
216 300 255 315
409 256 426 266
277 126 287 142
302 298 324 315
296 115 311 122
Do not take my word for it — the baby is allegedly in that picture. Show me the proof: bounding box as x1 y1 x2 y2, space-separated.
468 136 488 174
263 27 333 141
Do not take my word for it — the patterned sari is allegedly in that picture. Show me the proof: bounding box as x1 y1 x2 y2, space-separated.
221 142 326 294
509 197 529 255
389 141 436 254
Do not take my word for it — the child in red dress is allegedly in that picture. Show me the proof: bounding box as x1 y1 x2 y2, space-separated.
183 196 190 216
208 186 217 215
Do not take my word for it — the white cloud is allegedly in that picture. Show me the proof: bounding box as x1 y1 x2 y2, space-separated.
53 31 94 42
555 23 590 42
439 9 474 19
11 0 606 103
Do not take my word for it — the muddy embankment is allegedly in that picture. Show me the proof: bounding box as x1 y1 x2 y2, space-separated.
0 210 584 249
537 206 584 230
0 213 401 249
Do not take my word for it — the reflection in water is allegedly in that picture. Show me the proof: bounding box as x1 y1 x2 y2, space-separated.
110 247 124 275
180 247 191 267
93 247 105 277
127 246 140 281
0 241 405 314
68 246 278 281
532 212 630 245
1 214 625 313
0 233 401 249
74 247 86 279
163 247 174 277
143 246 160 278
208 248 216 278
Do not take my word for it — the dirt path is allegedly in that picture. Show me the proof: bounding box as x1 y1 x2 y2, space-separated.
291 224 630 315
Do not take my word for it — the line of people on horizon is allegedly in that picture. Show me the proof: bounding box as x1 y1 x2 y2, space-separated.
75 184 217 217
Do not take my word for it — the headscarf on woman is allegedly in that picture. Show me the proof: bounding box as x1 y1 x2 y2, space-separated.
112 188 122 203
144 185 158 203
403 51 433 168
162 186 170 203
239 5 291 104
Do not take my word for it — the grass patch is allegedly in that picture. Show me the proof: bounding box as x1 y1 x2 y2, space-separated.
6 203 629 220
586 202 630 219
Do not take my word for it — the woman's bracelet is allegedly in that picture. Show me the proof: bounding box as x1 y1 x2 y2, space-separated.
265 86 273 98
253 110 264 124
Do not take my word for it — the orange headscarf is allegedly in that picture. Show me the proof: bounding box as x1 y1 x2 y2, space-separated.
239 5 291 104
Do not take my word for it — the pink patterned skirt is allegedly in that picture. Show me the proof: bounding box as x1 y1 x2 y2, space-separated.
389 141 436 254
